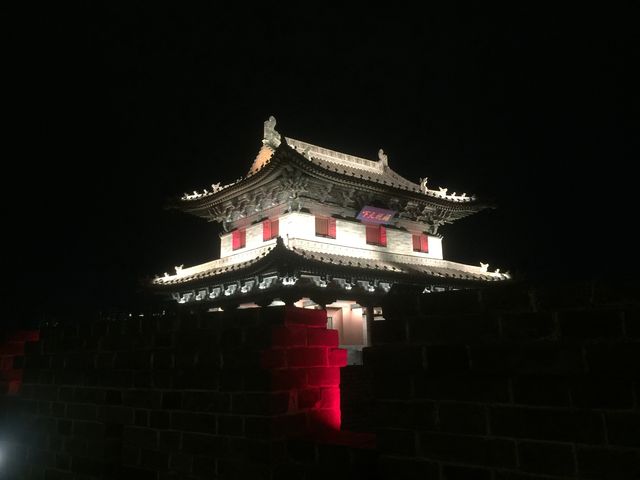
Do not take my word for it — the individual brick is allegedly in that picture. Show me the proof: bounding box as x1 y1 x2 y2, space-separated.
605 412 640 447
363 345 424 372
377 429 417 456
231 392 290 415
559 309 624 339
512 375 571 407
437 402 487 435
518 440 576 475
286 348 327 367
271 325 308 347
500 312 555 340
625 309 640 338
374 400 436 430
426 345 468 373
270 369 307 390
379 457 438 479
419 432 517 468
373 372 413 400
283 307 328 328
414 374 510 403
410 314 499 344
139 448 169 471
123 426 159 449
308 367 340 386
181 432 228 456
260 348 287 369
328 348 347 367
170 412 217 434
298 388 321 409
441 464 493 480
218 415 243 436
586 343 640 377
319 388 340 410
576 446 640 478
570 377 634 409
471 344 585 375
307 328 339 347
490 406 605 444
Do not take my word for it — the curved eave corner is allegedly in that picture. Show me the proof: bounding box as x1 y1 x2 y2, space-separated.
151 236 511 292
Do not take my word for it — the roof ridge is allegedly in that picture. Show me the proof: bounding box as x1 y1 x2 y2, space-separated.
286 137 384 174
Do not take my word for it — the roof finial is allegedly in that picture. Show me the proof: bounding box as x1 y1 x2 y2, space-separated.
263 115 281 147
378 148 388 167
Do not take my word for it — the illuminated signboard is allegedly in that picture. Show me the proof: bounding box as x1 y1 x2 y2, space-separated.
356 206 397 224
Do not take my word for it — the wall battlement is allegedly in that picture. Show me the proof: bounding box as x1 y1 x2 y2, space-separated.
1 280 639 479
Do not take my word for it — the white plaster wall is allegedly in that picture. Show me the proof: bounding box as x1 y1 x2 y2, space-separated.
220 221 277 259
425 236 443 259
280 212 444 260
279 212 316 241
327 302 364 346
220 233 232 257
219 211 444 261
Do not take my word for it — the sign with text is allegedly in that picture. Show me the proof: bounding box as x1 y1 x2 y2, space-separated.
356 206 397 224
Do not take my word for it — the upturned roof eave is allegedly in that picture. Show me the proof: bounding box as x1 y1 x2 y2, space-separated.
169 143 490 217
151 238 508 291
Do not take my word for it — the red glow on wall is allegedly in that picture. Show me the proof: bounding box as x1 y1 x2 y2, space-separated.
260 307 346 434
0 330 40 396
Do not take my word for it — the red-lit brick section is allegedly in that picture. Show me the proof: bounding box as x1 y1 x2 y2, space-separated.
261 306 346 433
0 330 39 395
0 307 355 479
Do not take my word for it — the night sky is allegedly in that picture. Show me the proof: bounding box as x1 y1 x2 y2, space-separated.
6 5 636 317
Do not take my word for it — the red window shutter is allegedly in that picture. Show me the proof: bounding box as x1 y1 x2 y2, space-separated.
379 226 387 247
420 235 428 253
233 229 246 250
271 219 279 238
412 234 421 251
328 218 336 238
263 220 271 241
366 225 377 244
316 217 328 236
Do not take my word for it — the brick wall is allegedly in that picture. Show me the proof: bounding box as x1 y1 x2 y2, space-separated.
2 281 639 479
0 307 347 479
0 330 39 395
366 281 640 479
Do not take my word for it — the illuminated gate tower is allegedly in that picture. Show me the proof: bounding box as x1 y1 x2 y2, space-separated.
154 116 508 352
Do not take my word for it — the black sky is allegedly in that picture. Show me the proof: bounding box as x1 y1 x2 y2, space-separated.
6 5 637 316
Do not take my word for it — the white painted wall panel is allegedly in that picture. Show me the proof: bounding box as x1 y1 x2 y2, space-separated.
220 211 444 261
